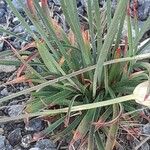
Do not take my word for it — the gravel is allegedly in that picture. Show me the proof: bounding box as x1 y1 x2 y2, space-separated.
21 134 32 148
34 139 56 150
142 123 150 134
7 128 22 146
7 104 24 117
0 0 150 149
0 135 12 150
12 0 26 11
25 118 45 132
0 135 7 149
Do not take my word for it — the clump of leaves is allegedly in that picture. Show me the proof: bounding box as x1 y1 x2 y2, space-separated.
0 0 150 149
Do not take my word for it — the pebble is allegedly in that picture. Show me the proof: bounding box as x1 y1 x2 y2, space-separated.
34 139 56 150
0 88 8 96
137 0 150 21
12 0 26 11
0 8 5 18
0 0 7 9
29 148 40 150
52 0 61 6
0 72 13 82
7 104 24 117
132 140 149 150
7 128 22 146
0 135 6 149
21 134 32 148
12 17 20 25
0 135 13 150
142 123 150 134
0 0 7 24
30 25 37 32
13 25 24 33
0 41 4 51
25 118 45 132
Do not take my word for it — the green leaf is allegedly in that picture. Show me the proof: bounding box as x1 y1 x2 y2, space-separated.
93 0 129 97
95 131 105 150
42 116 65 135
26 90 72 113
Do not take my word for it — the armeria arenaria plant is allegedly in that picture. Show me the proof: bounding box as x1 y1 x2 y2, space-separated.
0 0 150 149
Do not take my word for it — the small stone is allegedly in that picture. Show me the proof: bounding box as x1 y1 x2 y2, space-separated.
0 135 12 150
25 118 45 132
142 123 150 134
35 139 56 150
21 134 32 148
1 88 8 96
7 105 24 117
30 25 37 32
0 0 7 10
13 145 23 150
7 128 22 146
53 0 61 6
12 0 26 11
13 17 19 24
29 148 40 150
0 8 5 18
0 135 6 149
0 41 4 51
13 25 24 33
19 86 24 91
132 139 149 150
5 140 13 150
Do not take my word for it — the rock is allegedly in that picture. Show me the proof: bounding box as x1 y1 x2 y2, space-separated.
0 135 6 149
7 105 24 117
21 134 32 148
5 140 13 150
35 139 56 150
142 123 150 134
12 17 20 26
12 0 26 11
52 0 61 6
3 122 24 135
13 145 23 150
0 41 4 51
11 40 22 49
29 148 40 150
0 0 7 24
0 8 5 18
30 25 37 32
132 139 149 150
0 135 13 150
13 25 24 33
137 0 150 21
7 128 22 146
0 0 7 10
25 118 45 132
0 72 13 82
0 88 8 96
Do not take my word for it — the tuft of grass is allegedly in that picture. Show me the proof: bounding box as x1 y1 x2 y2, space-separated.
0 0 150 149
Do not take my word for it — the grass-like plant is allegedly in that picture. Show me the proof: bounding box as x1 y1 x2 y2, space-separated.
0 0 150 149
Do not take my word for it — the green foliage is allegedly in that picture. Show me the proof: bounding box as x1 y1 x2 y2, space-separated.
0 0 150 149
